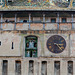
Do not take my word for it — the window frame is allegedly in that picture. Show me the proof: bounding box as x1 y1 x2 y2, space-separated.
51 18 56 23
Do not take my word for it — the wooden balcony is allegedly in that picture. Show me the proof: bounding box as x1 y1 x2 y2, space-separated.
0 22 74 31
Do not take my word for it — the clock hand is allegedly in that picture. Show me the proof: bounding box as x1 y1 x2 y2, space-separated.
54 43 62 50
56 45 62 51
54 43 63 45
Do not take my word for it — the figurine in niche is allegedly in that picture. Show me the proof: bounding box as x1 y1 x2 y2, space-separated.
32 50 36 57
27 51 30 57
26 43 29 47
34 43 37 47
29 39 35 48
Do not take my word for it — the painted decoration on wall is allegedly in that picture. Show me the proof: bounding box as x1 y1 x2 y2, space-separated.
46 35 66 53
1 0 75 8
53 0 70 8
0 0 8 7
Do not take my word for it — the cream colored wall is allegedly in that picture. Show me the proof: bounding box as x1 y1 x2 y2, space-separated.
0 32 21 56
0 32 73 57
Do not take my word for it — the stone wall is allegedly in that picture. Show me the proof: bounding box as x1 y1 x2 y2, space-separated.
0 30 75 57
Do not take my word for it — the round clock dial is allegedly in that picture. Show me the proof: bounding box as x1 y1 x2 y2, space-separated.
47 35 66 53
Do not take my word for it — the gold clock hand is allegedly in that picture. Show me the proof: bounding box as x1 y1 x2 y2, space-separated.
54 43 63 45
57 44 63 45
54 43 62 51
56 45 62 51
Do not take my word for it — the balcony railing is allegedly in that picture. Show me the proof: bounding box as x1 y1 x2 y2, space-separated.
0 22 74 30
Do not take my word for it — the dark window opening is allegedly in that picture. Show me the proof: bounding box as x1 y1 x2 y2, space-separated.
0 41 1 46
51 18 56 23
11 42 14 49
5 19 9 23
5 19 15 23
2 60 8 75
41 61 47 75
68 61 73 75
54 61 60 75
15 61 21 75
29 60 34 75
23 20 27 23
62 18 66 23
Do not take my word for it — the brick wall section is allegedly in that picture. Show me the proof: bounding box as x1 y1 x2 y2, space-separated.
30 23 43 30
16 23 29 30
59 23 72 30
1 23 73 30
45 23 57 30
2 23 14 30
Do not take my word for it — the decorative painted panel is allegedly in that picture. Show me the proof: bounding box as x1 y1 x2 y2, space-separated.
25 36 37 57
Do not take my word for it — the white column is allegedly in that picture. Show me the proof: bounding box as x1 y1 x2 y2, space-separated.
15 14 17 23
73 61 75 75
47 61 52 75
25 60 29 75
29 13 31 29
57 13 59 29
39 61 41 75
21 60 27 75
43 14 45 22
60 60 67 75
8 59 15 75
14 14 17 30
71 14 74 29
0 14 3 29
0 60 2 75
34 60 38 75
43 14 45 29
50 60 54 75
22 60 29 75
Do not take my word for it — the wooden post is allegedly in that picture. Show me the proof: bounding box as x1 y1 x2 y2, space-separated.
43 14 45 29
0 14 3 29
29 13 31 29
57 13 59 29
71 14 74 29
14 14 17 30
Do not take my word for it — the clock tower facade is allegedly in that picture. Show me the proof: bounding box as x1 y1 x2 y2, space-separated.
0 0 75 75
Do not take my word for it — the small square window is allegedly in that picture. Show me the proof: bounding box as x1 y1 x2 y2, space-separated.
62 18 66 23
51 18 56 23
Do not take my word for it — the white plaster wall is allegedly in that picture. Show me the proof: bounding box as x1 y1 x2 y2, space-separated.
0 32 21 56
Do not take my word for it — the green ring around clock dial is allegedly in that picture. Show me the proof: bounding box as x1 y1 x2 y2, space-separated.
46 35 66 53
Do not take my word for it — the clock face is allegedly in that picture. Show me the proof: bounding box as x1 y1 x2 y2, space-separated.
46 35 66 53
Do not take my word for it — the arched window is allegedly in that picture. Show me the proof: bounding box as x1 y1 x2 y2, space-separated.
25 35 38 57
